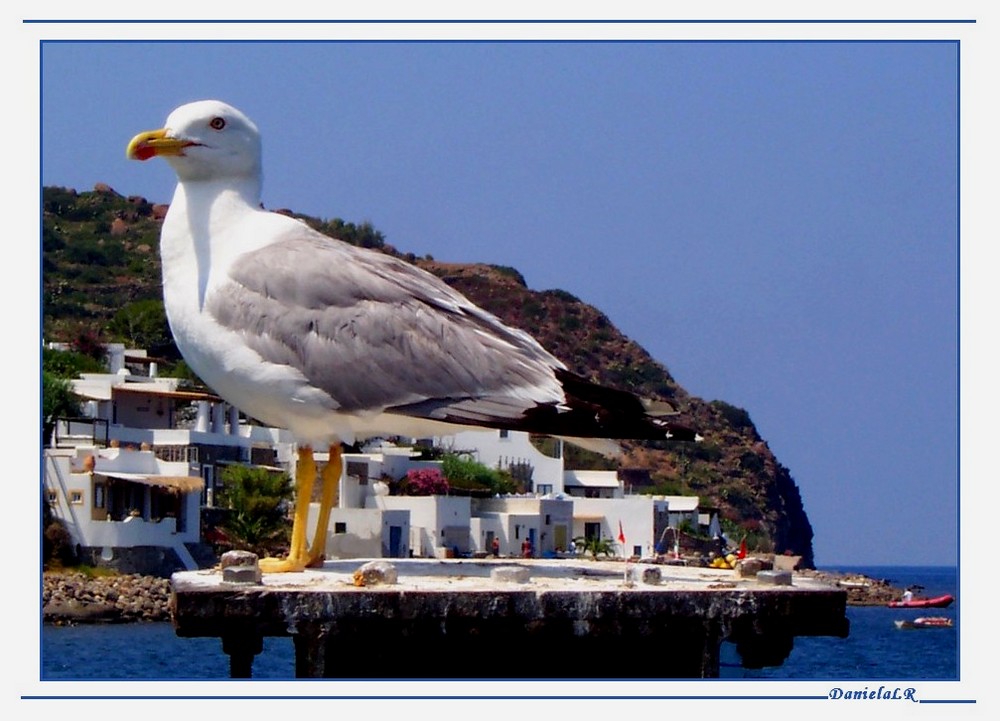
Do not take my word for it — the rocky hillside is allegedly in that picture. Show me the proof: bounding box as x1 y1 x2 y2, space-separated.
41 184 815 567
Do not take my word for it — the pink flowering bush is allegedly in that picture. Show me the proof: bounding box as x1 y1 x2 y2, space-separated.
401 468 449 496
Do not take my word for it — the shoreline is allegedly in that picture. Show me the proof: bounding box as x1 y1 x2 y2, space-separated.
797 568 906 606
43 570 172 625
42 565 907 626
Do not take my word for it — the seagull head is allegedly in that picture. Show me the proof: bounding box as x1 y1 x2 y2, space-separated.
127 100 261 183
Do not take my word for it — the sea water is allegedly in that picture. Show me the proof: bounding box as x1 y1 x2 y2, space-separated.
39 565 957 682
724 565 958 680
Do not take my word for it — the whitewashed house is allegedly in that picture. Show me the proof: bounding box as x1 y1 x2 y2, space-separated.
52 344 297 506
471 496 574 556
44 443 205 573
373 495 473 558
315 505 412 559
571 495 654 557
44 343 297 573
306 445 436 558
563 469 623 499
441 428 563 493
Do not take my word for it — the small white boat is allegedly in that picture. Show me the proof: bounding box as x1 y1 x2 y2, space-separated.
837 578 871 589
894 616 954 630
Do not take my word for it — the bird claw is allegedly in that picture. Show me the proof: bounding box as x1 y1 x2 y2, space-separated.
259 556 306 574
257 550 325 573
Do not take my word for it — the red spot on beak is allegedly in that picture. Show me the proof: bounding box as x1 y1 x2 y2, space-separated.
132 144 157 161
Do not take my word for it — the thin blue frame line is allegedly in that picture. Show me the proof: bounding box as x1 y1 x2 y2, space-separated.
919 699 977 704
22 694 830 701
35 33 964 691
954 39 963 680
22 18 977 25
37 38 964 46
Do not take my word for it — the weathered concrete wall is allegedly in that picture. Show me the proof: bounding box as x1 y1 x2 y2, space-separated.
76 545 185 577
170 559 848 679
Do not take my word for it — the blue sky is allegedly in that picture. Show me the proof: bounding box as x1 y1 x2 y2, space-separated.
39 38 959 567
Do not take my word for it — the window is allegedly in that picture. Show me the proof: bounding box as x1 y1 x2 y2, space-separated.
499 429 509 439
94 483 105 509
201 464 215 506
46 490 57 504
347 462 368 484
154 445 197 463
334 522 347 534
69 490 84 505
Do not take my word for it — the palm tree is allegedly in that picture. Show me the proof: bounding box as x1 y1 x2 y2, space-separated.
574 535 616 559
214 465 294 557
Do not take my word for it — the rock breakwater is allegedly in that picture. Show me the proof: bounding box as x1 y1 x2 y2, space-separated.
41 566 905 626
43 571 172 625
799 569 905 606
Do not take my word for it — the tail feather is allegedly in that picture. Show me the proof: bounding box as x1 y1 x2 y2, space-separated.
390 368 701 446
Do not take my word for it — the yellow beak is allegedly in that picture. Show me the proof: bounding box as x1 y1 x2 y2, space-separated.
126 128 191 161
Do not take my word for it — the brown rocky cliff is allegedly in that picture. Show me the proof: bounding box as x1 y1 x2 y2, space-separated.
415 262 815 568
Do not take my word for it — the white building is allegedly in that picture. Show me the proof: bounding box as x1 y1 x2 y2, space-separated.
441 428 564 494
53 344 297 505
44 343 296 573
563 469 623 499
472 495 575 556
44 443 205 572
374 495 472 558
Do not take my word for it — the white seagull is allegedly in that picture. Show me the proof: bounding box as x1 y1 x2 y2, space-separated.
127 100 699 573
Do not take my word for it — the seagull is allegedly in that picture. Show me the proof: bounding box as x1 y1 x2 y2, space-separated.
127 99 700 573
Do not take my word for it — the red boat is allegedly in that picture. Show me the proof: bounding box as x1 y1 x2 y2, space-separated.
887 593 954 609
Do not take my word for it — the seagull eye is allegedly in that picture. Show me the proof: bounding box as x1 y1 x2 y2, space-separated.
209 117 226 131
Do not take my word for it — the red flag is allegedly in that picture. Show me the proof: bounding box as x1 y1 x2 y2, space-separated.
738 537 747 560
617 520 625 544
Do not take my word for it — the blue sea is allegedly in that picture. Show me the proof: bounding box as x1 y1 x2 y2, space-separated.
724 565 959 680
40 565 958 682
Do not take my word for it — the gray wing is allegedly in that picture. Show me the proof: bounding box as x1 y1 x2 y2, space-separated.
206 224 567 422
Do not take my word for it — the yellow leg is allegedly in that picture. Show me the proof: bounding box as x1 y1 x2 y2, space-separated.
307 445 342 568
260 446 317 573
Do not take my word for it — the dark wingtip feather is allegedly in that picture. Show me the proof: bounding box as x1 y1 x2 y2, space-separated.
390 370 702 443
545 370 701 442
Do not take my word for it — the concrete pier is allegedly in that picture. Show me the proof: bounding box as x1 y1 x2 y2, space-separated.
169 558 849 679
